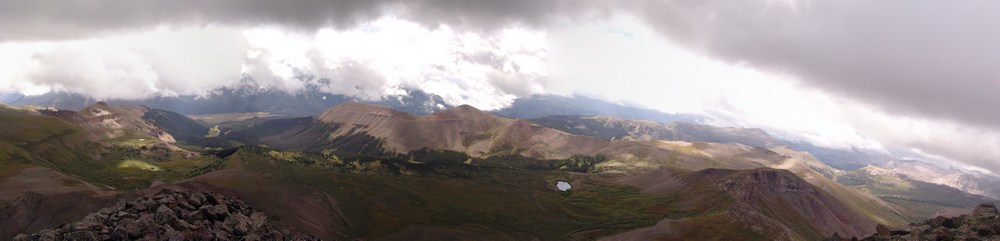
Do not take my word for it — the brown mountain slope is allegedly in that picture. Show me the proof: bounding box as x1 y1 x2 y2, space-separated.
616 168 882 241
314 101 610 159
241 102 779 165
0 112 106 167
38 102 204 161
43 102 176 142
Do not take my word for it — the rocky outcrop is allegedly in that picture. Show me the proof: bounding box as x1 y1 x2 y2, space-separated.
835 202 1000 241
13 188 318 241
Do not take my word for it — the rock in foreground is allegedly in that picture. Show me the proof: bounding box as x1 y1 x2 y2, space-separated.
14 188 319 241
831 202 1000 241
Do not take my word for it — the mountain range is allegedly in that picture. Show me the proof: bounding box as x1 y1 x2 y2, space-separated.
0 93 996 240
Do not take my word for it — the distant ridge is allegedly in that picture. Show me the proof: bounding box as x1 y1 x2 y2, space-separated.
1 84 451 116
309 102 607 159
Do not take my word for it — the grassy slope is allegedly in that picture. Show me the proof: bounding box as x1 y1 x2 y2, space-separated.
166 146 778 240
225 147 681 240
0 113 102 167
0 112 218 191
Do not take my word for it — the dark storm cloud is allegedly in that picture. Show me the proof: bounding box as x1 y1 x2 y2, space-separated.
630 0 1000 131
0 0 567 41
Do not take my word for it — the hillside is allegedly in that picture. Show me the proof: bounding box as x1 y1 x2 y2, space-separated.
531 114 896 171
532 115 784 147
218 103 914 236
40 102 176 142
224 101 611 159
880 159 1000 199
2 144 893 241
0 101 976 240
0 112 105 167
0 103 31 114
141 109 210 144
615 168 882 240
835 165 993 220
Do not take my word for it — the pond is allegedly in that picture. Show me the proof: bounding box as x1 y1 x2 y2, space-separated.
556 181 572 191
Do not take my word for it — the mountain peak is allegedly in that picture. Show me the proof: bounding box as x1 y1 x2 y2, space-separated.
428 104 495 120
79 102 115 117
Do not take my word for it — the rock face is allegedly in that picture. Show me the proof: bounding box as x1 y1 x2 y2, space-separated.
835 202 1000 241
13 188 318 241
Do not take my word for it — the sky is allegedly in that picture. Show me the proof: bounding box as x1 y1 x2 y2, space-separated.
1 0 999 174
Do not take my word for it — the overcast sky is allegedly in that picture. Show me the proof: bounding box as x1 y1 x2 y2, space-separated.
1 0 999 174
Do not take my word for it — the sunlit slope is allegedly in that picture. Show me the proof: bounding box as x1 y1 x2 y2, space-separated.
0 113 104 167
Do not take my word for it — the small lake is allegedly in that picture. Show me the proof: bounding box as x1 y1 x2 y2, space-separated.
556 181 572 191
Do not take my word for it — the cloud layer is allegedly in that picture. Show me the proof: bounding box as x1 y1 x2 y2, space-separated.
0 0 565 41
632 0 1000 131
548 13 1000 173
0 18 547 110
0 27 248 99
241 18 547 109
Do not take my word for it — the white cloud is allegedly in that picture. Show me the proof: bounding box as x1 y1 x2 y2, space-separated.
0 26 247 99
241 17 547 110
550 14 1000 173
551 15 884 150
0 19 548 110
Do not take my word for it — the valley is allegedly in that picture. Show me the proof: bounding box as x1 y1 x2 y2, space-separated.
0 101 995 240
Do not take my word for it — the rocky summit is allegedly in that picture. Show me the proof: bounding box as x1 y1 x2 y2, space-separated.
828 202 1000 241
13 188 319 241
